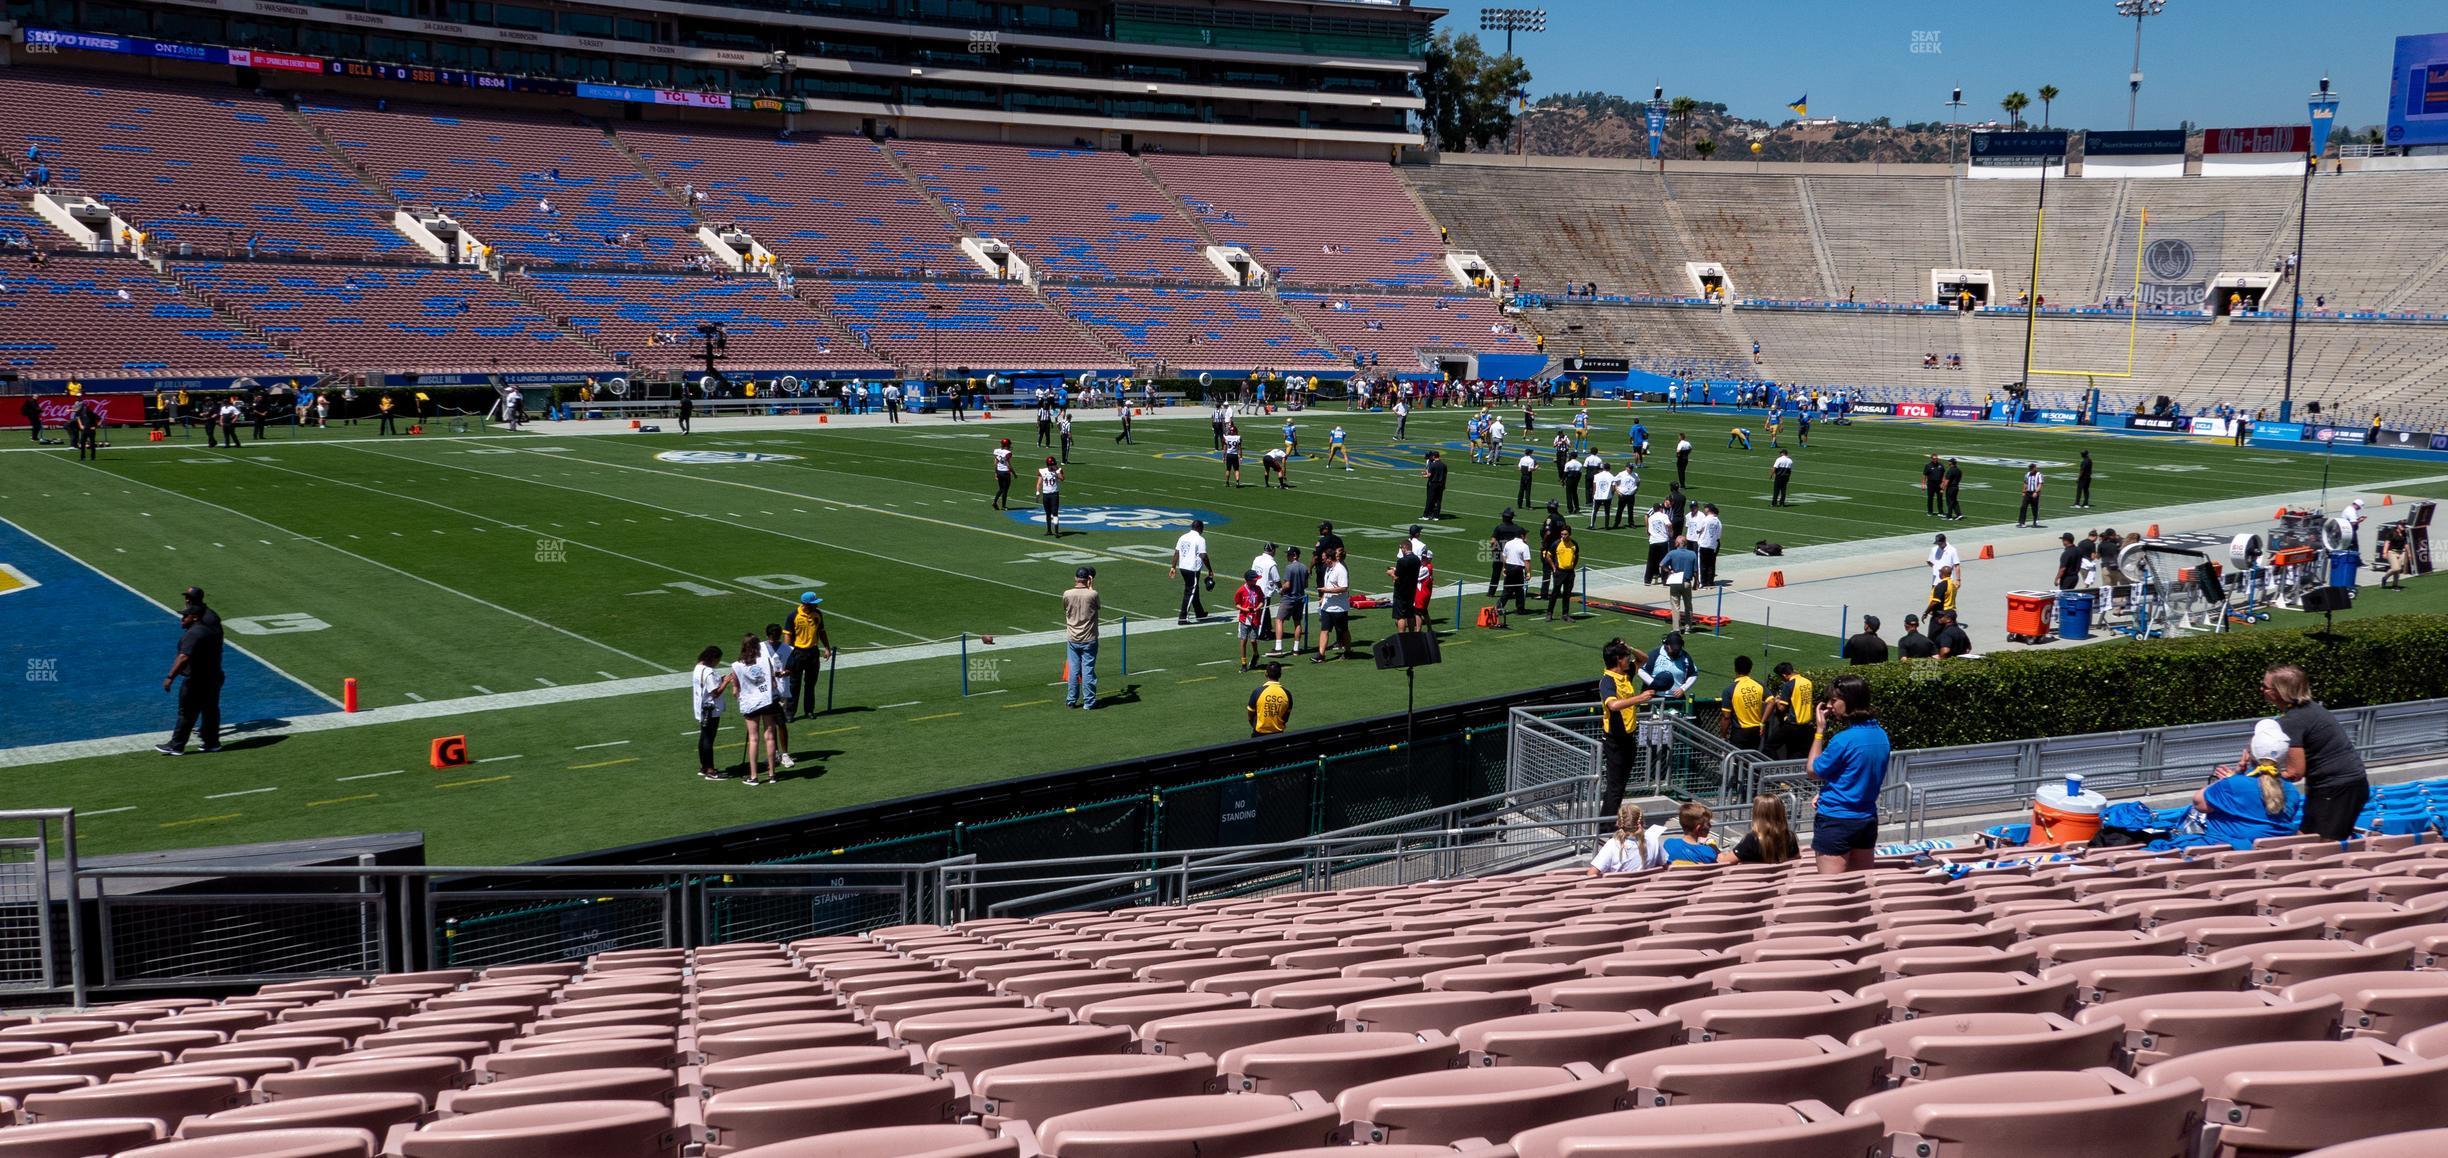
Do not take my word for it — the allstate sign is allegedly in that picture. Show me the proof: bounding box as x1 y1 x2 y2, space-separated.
1007 506 1226 532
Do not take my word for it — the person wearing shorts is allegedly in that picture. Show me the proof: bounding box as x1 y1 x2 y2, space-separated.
1806 673 1889 872
1233 570 1267 671
1273 546 1309 656
1314 548 1352 662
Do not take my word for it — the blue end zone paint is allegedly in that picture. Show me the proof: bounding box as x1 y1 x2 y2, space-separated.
1001 505 1224 532
0 519 332 748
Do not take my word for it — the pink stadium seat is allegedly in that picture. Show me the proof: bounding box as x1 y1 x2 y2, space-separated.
0 1117 166 1156
923 1024 1130 1076
257 1056 466 1105
119 1128 378 1157
1504 1101 1885 1158
2076 991 2346 1071
2282 971 2448 1042
1211 1031 1458 1098
179 1091 426 1139
1851 1012 2124 1084
1606 1036 1883 1108
394 1099 682 1157
1025 1091 1338 1158
1845 1068 2204 1158
718 1123 1022 1158
701 1075 963 1153
1452 1011 1683 1069
1136 1007 1334 1060
1332 1063 1624 1146
18 1075 242 1124
436 1069 675 1116
968 1053 1213 1128
1663 991 1886 1042
2141 1040 2448 1157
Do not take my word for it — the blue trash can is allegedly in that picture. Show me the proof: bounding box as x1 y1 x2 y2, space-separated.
2058 591 2097 640
2330 551 2363 590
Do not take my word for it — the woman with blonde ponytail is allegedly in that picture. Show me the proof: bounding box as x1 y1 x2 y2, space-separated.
1588 800 1666 875
2198 718 2305 850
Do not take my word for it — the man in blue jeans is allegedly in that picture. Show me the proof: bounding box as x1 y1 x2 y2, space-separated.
1807 673 1890 873
1061 566 1101 710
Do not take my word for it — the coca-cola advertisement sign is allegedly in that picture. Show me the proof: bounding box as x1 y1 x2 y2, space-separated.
0 394 148 429
1893 402 1936 418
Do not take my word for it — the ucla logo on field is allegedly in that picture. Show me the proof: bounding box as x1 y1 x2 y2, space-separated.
655 450 801 464
1006 506 1226 532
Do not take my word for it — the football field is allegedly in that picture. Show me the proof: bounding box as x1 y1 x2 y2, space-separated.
3 403 2440 863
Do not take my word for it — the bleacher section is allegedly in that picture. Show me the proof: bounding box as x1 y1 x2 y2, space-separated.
823 280 1123 371
1807 176 1955 303
1281 291 1531 364
177 263 602 375
891 141 1208 281
1527 304 1754 380
619 128 964 277
520 272 884 372
16 821 2448 1155
0 194 65 250
302 100 696 269
1043 286 1331 370
0 70 409 260
1665 174 1828 299
1955 177 2120 304
0 256 295 379
1403 166 1690 298
2301 172 2448 312
1147 154 1447 288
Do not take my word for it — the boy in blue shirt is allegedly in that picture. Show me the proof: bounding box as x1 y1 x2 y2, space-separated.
1660 801 1721 865
1628 420 1648 465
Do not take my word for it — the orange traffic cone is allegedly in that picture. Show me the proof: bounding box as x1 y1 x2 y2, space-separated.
2384 494 2395 506
2147 523 2161 538
1766 571 1786 588
1979 544 1996 560
1062 657 1072 683
2276 508 2289 519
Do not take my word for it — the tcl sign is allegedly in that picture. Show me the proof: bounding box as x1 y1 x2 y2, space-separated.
2203 125 2310 155
1893 402 1936 419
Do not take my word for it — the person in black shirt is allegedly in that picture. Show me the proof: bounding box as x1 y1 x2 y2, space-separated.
1389 545 1423 633
677 384 695 435
1942 458 1964 520
1314 520 1346 568
2258 664 2371 839
1537 502 1567 599
1842 615 1889 665
2073 450 2094 509
2055 533 2085 591
1515 451 1537 509
1420 450 1449 519
1897 614 1936 658
1666 483 1688 539
19 396 41 444
1922 454 1945 516
1674 435 1691 487
156 604 226 755
1932 610 1972 658
1487 507 1524 596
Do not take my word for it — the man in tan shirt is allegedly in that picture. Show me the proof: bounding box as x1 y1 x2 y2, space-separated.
1062 566 1101 710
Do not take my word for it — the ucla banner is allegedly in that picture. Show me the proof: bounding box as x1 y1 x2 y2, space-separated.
1647 105 1666 159
2309 98 2339 154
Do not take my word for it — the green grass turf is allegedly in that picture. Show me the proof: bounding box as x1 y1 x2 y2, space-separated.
3 407 2439 863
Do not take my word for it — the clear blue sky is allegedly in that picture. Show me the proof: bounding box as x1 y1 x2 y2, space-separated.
1430 0 2439 131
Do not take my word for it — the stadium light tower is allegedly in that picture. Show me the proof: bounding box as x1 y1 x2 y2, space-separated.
1478 7 1545 55
2280 74 2332 425
2115 0 2167 130
1946 86 1966 166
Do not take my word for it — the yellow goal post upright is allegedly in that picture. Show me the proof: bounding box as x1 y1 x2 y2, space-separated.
2021 197 2148 417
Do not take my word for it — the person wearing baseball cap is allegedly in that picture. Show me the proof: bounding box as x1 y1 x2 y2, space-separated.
1234 568 1268 671
1062 566 1100 709
785 592 833 719
2196 718 2304 849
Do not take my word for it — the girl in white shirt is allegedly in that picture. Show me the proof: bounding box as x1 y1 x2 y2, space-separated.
691 645 733 781
1587 801 1669 874
730 634 780 786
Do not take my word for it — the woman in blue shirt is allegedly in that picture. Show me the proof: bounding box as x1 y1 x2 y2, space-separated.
2199 719 2305 850
1807 674 1889 874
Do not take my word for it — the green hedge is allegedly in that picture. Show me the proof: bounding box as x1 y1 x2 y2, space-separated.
1802 614 2448 750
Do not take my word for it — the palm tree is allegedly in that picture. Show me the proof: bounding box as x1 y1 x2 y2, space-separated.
2037 85 2059 129
1694 139 1717 160
2001 91 2030 129
1669 95 1698 127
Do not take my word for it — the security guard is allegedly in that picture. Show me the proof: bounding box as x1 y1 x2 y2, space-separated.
1726 655 1768 752
1598 640 1654 818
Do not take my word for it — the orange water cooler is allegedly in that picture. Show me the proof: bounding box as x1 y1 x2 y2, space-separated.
2005 590 2057 643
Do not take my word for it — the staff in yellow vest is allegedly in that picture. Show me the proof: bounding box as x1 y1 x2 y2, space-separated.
1725 655 1767 752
